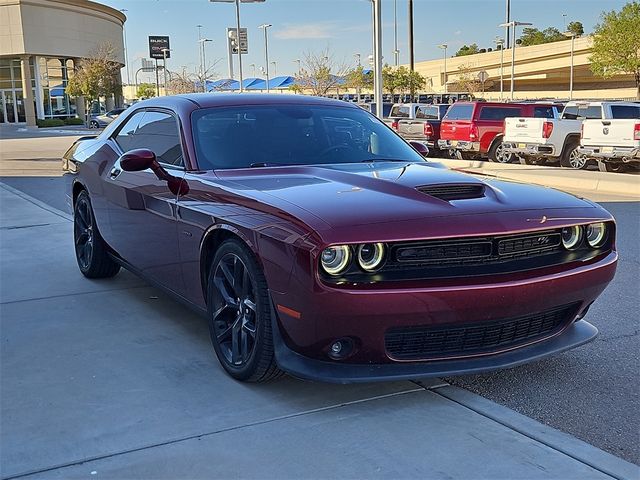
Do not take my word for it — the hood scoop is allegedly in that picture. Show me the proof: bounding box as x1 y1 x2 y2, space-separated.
417 183 486 201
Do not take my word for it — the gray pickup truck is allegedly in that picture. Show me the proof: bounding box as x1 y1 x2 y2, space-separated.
395 104 450 156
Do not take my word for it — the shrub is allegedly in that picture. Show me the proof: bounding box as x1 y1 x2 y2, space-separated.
36 119 65 128
64 117 85 125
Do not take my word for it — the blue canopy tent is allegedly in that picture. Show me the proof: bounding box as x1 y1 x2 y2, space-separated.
205 76 296 92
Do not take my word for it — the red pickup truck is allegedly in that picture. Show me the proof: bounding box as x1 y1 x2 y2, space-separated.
437 102 558 162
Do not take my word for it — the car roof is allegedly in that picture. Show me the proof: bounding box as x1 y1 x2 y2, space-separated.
134 93 360 111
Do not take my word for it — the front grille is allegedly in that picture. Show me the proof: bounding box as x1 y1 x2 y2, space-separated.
418 183 485 201
389 229 563 268
385 303 579 360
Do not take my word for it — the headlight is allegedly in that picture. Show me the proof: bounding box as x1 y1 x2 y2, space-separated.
320 245 351 275
561 226 582 250
357 243 386 271
586 222 607 248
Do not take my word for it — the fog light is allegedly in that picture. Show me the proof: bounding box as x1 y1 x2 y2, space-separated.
327 338 354 360
561 226 582 250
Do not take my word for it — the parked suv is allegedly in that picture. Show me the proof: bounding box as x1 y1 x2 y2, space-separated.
438 102 558 162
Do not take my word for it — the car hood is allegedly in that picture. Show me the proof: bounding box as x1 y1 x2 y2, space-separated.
212 161 594 230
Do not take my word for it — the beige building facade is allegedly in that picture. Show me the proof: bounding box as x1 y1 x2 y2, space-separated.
411 36 636 101
0 0 125 126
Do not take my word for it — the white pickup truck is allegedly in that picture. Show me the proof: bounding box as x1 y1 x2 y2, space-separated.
502 101 640 169
578 105 640 173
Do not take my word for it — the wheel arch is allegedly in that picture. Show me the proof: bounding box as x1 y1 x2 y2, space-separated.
72 180 87 206
560 133 581 157
488 133 504 153
199 224 261 306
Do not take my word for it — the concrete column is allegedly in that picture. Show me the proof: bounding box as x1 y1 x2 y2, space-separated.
105 95 115 111
33 56 45 119
76 95 86 124
20 55 37 127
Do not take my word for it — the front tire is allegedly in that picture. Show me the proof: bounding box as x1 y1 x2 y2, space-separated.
73 191 120 278
207 239 283 382
597 160 627 173
89 120 100 129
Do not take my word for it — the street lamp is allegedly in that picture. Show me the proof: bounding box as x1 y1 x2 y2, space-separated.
564 31 576 100
196 24 204 78
371 0 383 118
499 20 532 100
354 53 361 67
258 23 272 93
249 63 256 77
495 37 505 100
119 9 130 86
294 58 301 74
393 0 399 66
210 0 266 93
438 44 447 94
161 48 171 95
199 38 213 92
271 61 277 77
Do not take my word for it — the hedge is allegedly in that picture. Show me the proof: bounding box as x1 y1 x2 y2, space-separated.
36 119 65 128
64 117 85 125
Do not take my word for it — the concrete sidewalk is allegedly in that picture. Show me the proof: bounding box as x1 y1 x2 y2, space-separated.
1 183 637 480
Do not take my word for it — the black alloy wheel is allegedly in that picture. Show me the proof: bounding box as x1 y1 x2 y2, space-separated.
73 191 120 278
207 239 283 382
89 120 100 129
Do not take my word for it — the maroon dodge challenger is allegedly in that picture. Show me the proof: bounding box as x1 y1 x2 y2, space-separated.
64 94 617 383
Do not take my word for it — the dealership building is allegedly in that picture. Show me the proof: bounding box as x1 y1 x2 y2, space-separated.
0 0 125 126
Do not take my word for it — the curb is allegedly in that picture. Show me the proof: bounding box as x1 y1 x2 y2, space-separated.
433 158 640 197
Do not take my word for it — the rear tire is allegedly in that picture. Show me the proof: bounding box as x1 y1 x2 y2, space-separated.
488 140 513 163
597 160 627 173
560 140 589 169
73 191 120 279
207 239 284 383
89 120 100 129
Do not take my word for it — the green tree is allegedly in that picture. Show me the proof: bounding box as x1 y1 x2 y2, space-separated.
382 64 400 95
136 83 156 99
407 69 426 96
590 1 640 99
345 65 373 93
519 26 565 46
455 44 479 56
66 43 122 121
567 21 585 36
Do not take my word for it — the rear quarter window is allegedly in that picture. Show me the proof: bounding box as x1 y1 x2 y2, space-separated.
389 106 410 118
478 107 521 121
534 106 556 118
610 105 640 119
443 104 473 120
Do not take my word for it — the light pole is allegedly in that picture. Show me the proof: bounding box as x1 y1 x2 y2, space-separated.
393 0 399 66
196 24 203 78
259 23 272 92
294 58 301 74
161 48 171 95
564 31 576 100
210 0 266 93
199 38 213 92
499 20 532 100
438 44 447 94
271 61 277 77
408 0 414 72
495 37 505 100
372 0 383 118
119 9 130 86
249 63 256 77
504 0 511 49
354 53 361 67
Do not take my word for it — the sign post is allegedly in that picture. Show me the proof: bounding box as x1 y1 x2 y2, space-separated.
149 36 170 96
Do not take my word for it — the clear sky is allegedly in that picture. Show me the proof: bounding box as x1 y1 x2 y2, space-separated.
100 0 628 84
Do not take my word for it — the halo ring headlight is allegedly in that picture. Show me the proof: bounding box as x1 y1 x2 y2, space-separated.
320 245 351 275
586 223 607 248
561 226 582 250
357 243 386 271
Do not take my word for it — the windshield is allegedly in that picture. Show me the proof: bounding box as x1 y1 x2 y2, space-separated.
192 105 425 170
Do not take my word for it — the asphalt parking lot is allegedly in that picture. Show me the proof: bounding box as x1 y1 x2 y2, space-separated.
1 130 638 478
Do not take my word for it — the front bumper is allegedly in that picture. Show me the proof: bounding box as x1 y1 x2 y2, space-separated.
578 145 640 163
437 140 480 152
273 318 597 383
271 251 616 382
502 142 557 158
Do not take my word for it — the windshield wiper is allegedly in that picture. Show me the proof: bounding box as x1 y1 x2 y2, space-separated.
249 162 302 168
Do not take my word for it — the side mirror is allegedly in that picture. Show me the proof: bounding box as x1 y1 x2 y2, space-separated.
120 149 156 172
409 141 429 157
